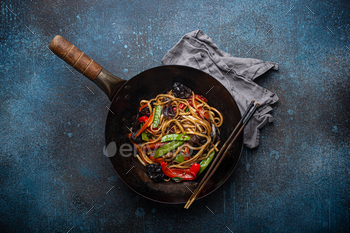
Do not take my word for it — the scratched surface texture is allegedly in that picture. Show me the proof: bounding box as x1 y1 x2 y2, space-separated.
1 0 349 232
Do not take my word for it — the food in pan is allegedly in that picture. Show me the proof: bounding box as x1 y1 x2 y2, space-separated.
128 82 222 182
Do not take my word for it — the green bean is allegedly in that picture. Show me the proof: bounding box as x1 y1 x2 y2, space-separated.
161 134 191 142
198 151 215 175
154 141 184 158
152 105 162 128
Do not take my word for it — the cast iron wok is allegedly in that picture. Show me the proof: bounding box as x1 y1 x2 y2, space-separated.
49 35 243 204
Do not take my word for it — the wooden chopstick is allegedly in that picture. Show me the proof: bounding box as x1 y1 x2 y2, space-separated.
185 101 255 204
184 101 260 209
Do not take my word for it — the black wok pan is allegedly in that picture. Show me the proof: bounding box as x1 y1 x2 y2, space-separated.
49 36 243 204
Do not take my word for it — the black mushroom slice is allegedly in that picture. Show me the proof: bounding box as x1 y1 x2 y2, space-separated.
189 135 207 146
199 136 207 145
162 103 176 118
166 127 175 134
131 105 150 137
130 129 143 144
131 115 141 133
146 164 167 182
162 97 170 102
172 82 192 99
139 105 150 117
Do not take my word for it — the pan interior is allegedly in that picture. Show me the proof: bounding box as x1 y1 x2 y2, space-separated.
105 65 243 204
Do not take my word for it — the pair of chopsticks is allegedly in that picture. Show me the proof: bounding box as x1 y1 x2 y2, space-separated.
184 100 260 209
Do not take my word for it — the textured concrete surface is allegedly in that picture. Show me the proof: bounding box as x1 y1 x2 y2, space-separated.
1 0 349 232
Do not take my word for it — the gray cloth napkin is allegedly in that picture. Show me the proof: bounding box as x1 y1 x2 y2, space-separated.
161 30 279 148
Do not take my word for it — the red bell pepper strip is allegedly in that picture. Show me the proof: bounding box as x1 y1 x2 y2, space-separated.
184 146 190 155
144 142 168 150
179 103 185 109
197 107 210 121
149 155 164 163
188 95 207 106
147 127 158 133
139 104 148 111
187 99 209 120
195 95 208 102
128 133 164 164
183 144 190 160
160 162 196 180
190 163 201 178
138 115 149 123
187 99 195 107
135 112 154 137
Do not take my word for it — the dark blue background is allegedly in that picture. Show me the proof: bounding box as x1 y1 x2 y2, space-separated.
1 0 349 232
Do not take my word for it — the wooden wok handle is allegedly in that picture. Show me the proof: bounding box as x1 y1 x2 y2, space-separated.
49 35 126 100
49 35 102 80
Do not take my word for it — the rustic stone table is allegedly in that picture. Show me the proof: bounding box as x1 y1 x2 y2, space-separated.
1 0 349 232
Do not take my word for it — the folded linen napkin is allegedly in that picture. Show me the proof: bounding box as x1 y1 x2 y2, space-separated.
161 30 279 148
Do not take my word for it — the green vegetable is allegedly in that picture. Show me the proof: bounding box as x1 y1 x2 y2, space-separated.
174 154 185 163
198 151 216 175
155 141 184 158
161 134 191 142
185 107 189 112
172 177 183 182
152 105 162 128
140 123 150 141
142 132 150 141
